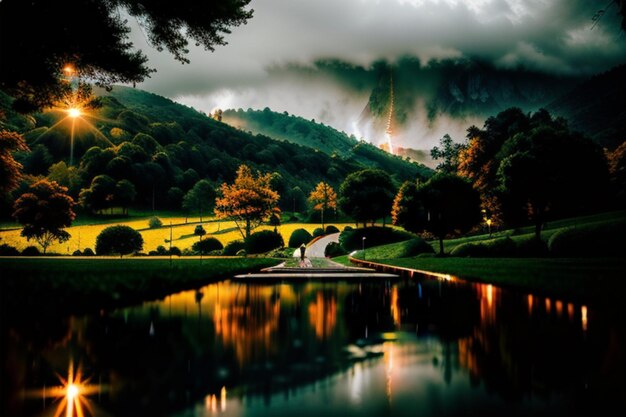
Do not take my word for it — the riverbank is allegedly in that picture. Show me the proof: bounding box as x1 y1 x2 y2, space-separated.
0 257 278 316
345 256 626 306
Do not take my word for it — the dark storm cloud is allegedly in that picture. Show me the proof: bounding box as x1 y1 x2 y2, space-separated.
125 0 626 148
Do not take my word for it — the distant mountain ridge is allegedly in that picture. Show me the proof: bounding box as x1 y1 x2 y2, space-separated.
0 85 432 217
222 107 434 171
548 64 626 150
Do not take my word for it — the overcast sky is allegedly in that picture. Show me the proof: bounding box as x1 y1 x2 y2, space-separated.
128 0 626 147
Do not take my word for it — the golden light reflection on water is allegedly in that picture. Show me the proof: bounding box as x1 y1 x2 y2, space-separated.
581 305 588 332
28 361 103 417
308 291 337 340
390 286 400 326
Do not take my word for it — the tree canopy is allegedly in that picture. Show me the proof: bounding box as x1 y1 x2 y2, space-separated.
214 165 280 239
0 130 29 193
12 179 76 253
393 173 481 255
339 169 396 226
308 181 337 230
0 0 253 112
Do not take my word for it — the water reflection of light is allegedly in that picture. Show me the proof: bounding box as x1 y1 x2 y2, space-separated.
478 284 497 324
384 343 394 404
205 386 227 413
32 361 102 417
350 363 363 404
527 294 533 315
581 305 588 332
545 298 552 314
555 300 563 316
308 291 337 340
567 303 575 320
391 287 400 326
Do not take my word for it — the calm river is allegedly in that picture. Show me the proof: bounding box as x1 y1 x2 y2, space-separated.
3 274 625 416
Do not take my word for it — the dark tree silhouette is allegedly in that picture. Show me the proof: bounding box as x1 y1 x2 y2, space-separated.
339 169 397 227
12 180 76 253
96 225 143 257
393 174 481 255
0 130 29 194
0 0 253 112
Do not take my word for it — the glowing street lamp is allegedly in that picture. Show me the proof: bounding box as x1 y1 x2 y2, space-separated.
486 218 492 237
362 236 366 261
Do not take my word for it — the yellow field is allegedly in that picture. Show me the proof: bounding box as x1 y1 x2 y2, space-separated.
0 217 353 254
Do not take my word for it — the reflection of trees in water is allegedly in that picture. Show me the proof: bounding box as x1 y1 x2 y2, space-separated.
452 282 626 414
308 290 337 340
214 285 282 366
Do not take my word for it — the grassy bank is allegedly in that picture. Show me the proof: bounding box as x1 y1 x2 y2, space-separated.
350 257 626 305
0 257 278 316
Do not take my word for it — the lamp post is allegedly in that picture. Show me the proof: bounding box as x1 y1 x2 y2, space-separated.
486 218 492 237
362 236 366 261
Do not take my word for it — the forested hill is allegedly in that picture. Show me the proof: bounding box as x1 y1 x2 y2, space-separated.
222 107 433 173
0 85 431 216
548 64 626 150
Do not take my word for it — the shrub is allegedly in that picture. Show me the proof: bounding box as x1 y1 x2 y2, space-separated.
515 236 549 257
192 237 223 254
194 225 206 237
325 225 340 234
72 249 82 256
155 245 168 255
324 241 347 258
269 213 281 226
312 228 325 238
451 237 516 258
288 228 313 248
401 238 435 257
236 249 247 256
169 246 181 257
96 225 144 257
343 226 353 232
266 247 293 258
548 220 626 257
223 240 245 256
148 216 163 229
21 246 41 256
245 230 284 254
82 248 95 256
339 226 415 251
0 244 20 256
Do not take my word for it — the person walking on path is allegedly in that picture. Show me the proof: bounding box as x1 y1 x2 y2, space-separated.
299 243 306 261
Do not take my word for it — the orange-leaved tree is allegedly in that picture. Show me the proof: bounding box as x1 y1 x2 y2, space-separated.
308 181 337 231
214 165 280 239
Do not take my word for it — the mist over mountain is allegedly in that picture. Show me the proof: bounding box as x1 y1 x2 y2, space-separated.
215 57 583 152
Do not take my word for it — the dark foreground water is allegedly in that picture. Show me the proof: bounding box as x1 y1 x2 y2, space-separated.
3 274 625 417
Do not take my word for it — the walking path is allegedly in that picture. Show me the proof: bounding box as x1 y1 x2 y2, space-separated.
235 232 398 280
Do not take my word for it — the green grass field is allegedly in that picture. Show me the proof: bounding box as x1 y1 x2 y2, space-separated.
0 257 279 315
0 216 354 254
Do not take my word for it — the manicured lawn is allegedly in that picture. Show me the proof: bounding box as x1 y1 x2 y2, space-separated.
0 257 279 314
0 219 354 254
352 257 626 305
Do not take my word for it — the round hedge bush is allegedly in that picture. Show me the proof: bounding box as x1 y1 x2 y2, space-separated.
245 230 284 254
325 225 340 234
0 244 20 256
21 246 41 256
224 240 246 256
72 249 82 256
288 228 313 248
548 220 625 257
324 241 347 258
312 228 325 238
192 237 223 254
339 226 415 251
82 248 95 256
148 216 163 229
96 225 144 256
451 237 516 258
401 238 435 257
